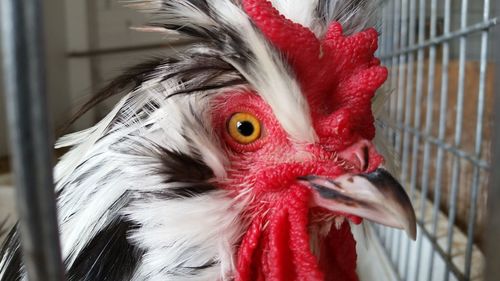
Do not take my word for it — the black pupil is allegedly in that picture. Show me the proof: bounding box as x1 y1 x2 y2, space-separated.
236 121 255 137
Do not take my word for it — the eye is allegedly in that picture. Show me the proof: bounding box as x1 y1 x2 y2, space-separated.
227 112 262 144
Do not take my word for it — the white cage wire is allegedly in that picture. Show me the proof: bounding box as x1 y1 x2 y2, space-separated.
375 0 497 281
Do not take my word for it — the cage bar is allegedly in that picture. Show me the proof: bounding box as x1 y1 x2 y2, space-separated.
427 0 451 279
464 0 491 278
413 0 436 279
444 0 469 279
484 2 500 280
0 0 66 280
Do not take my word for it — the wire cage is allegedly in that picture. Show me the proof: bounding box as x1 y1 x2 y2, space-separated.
0 1 499 281
375 0 499 281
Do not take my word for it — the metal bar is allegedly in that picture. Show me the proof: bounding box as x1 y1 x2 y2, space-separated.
484 0 500 279
381 2 393 143
393 0 418 274
387 0 402 262
403 1 426 280
400 0 417 194
414 0 435 278
389 0 400 151
380 121 490 170
394 0 408 167
428 0 452 278
380 18 498 59
380 0 393 142
464 0 491 278
379 5 388 60
444 0 469 279
379 234 404 281
383 0 392 256
401 0 417 201
0 0 66 280
417 221 468 281
393 0 409 272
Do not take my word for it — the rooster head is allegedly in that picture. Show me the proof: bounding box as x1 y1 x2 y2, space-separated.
207 1 416 280
1 1 417 281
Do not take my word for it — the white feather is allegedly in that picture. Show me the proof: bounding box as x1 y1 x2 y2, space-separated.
54 93 131 185
207 0 318 143
127 191 245 281
270 0 319 29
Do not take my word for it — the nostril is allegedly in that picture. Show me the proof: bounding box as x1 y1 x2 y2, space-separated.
355 144 370 172
363 146 370 171
362 144 370 171
338 140 379 172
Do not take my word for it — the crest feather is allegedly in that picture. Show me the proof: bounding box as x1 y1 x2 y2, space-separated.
125 0 384 38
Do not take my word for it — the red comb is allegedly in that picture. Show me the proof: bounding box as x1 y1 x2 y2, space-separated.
242 0 387 112
242 0 321 72
242 0 387 146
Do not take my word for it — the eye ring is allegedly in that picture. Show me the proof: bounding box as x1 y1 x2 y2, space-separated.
227 113 262 144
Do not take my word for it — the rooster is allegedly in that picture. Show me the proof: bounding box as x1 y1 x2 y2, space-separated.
0 0 416 280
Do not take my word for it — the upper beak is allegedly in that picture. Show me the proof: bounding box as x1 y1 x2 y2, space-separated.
299 168 417 240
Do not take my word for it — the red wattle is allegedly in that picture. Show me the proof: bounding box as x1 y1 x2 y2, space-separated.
236 185 324 281
236 185 360 281
319 222 359 281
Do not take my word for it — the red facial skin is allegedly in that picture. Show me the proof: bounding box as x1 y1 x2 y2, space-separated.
212 92 382 281
211 1 389 280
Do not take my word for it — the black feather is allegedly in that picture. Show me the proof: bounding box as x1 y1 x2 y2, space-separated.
159 148 214 183
149 184 217 200
152 147 217 199
61 57 170 133
0 226 22 281
176 259 219 276
66 219 143 281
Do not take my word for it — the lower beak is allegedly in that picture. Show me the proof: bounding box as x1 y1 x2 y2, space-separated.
299 168 417 240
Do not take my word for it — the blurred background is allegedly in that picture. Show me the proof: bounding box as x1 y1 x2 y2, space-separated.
0 0 499 281
0 1 168 162
1 0 173 241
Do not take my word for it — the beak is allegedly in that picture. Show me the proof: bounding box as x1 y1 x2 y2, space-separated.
299 168 417 240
